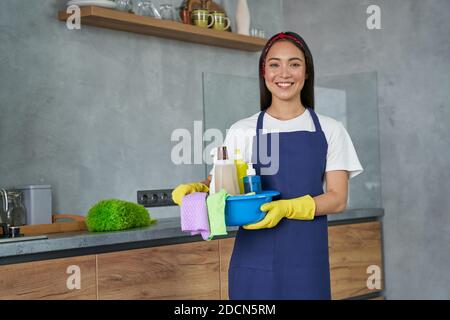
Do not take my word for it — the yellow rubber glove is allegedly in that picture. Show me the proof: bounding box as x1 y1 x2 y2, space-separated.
243 195 316 230
172 182 209 206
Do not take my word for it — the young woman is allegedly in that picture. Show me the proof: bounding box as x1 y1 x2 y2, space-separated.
172 31 363 300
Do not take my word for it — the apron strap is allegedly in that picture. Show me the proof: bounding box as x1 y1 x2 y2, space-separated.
256 110 265 132
255 111 266 174
308 108 324 133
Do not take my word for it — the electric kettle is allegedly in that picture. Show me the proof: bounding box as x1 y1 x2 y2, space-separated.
0 188 27 237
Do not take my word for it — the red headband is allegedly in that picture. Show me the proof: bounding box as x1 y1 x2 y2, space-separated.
260 32 307 76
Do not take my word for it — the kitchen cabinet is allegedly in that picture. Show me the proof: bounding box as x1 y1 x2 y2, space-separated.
328 221 383 299
0 255 96 300
0 220 383 300
218 221 384 300
97 241 220 299
58 6 266 52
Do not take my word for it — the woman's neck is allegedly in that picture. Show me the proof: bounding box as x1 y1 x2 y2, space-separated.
266 98 306 120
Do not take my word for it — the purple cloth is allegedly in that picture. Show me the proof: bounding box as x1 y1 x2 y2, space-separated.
180 192 210 240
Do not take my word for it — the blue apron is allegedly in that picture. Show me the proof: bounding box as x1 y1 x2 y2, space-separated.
228 108 331 300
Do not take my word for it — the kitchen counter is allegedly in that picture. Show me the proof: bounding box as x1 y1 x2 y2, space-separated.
0 208 383 265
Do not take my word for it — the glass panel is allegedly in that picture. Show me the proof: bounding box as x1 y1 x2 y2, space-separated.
202 72 259 175
316 71 382 209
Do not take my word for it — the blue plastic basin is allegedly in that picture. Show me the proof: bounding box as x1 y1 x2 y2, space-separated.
225 190 280 226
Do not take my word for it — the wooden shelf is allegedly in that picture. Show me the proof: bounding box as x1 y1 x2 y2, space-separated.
58 6 267 52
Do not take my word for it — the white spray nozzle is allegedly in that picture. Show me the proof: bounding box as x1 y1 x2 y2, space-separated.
246 163 256 176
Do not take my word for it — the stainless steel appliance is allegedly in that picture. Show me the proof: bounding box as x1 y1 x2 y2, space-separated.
0 189 27 238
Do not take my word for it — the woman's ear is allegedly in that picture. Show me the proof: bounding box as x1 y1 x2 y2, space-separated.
305 73 309 79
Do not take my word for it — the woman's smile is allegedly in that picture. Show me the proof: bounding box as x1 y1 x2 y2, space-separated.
275 81 295 88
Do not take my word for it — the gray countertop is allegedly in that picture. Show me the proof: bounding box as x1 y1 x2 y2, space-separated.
0 208 383 265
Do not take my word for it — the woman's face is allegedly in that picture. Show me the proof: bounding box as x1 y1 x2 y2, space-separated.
264 40 307 103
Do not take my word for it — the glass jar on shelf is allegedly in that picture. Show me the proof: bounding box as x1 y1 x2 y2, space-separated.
114 0 132 12
160 4 179 21
132 0 162 19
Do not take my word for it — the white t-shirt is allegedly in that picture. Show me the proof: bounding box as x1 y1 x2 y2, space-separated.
210 109 363 180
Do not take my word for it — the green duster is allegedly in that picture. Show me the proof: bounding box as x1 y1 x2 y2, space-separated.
86 199 156 232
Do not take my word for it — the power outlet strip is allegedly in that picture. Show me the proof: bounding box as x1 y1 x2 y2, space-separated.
137 189 175 207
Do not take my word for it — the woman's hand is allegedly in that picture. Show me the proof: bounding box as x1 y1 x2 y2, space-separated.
171 182 209 206
243 195 315 230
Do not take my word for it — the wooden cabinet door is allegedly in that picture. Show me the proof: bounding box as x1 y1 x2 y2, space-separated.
329 221 383 299
0 255 97 300
97 241 220 300
218 221 383 300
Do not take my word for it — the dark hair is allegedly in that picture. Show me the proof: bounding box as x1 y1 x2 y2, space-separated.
259 31 315 111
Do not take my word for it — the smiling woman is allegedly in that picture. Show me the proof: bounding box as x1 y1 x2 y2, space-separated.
225 32 363 300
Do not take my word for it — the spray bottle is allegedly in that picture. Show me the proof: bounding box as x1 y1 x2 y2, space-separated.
243 163 262 194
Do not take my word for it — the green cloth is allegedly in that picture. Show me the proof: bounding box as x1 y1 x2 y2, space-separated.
206 189 229 240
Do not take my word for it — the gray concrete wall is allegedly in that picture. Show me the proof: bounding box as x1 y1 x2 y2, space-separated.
0 0 283 220
283 0 450 299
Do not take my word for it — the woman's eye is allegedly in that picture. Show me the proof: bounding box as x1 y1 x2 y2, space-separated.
269 63 279 68
291 63 301 68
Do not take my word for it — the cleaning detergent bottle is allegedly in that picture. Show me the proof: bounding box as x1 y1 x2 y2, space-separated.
234 149 248 195
243 163 262 194
213 146 240 196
